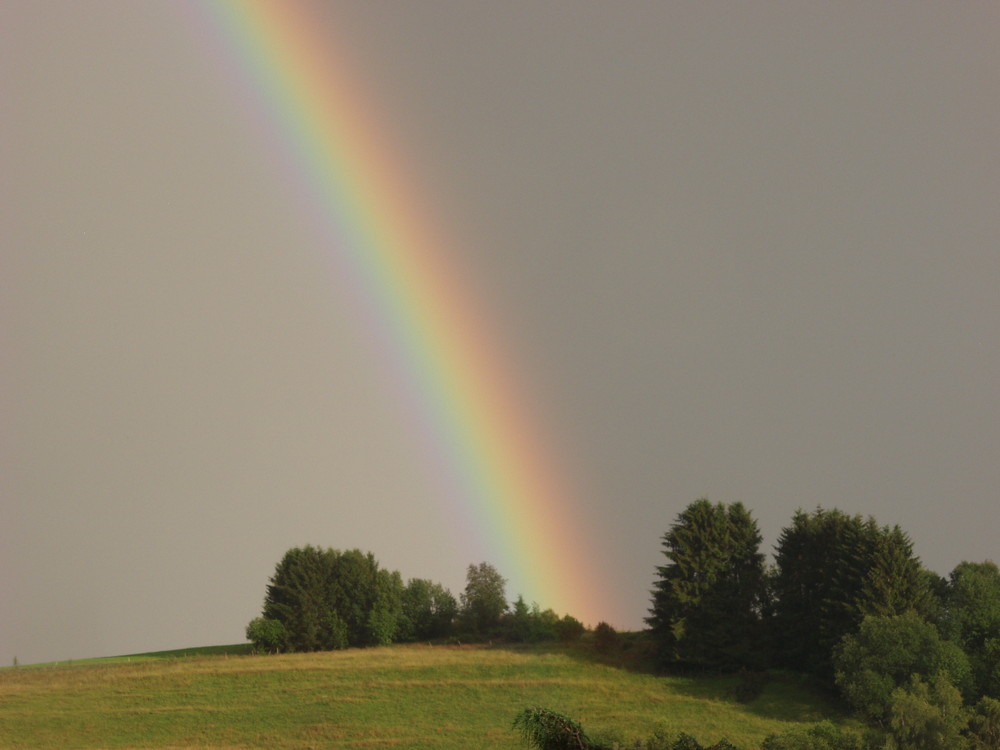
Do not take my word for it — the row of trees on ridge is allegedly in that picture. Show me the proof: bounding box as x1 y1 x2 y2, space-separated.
646 499 1000 747
245 547 585 653
246 499 1000 747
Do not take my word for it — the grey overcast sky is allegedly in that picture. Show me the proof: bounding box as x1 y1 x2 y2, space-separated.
3 1 999 665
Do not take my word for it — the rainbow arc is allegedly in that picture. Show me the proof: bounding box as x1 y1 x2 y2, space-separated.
202 0 609 625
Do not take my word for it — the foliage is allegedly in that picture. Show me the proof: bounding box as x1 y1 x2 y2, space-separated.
555 614 586 642
833 612 972 722
594 621 619 654
507 597 563 643
771 508 933 679
641 733 741 750
460 561 508 636
884 673 969 750
942 561 1000 698
512 707 607 750
398 577 458 641
761 721 867 750
666 734 702 750
366 568 405 646
255 549 584 651
647 499 768 670
258 546 406 651
512 710 746 750
509 597 536 642
856 526 935 619
245 617 287 654
967 696 1000 750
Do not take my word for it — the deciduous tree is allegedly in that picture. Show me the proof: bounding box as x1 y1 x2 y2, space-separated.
942 561 1000 698
460 562 508 636
833 611 972 722
885 673 969 750
399 578 457 641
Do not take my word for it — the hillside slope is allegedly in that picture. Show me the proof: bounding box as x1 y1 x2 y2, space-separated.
0 643 850 749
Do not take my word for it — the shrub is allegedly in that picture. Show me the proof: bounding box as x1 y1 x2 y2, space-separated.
885 673 969 750
594 622 619 654
968 696 1000 749
671 733 704 750
555 614 586 642
833 612 972 721
761 721 865 750
245 617 287 654
512 707 608 750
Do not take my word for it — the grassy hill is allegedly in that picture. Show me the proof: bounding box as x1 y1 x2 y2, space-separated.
0 640 855 749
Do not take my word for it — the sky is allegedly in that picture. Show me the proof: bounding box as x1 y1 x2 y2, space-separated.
3 1 999 665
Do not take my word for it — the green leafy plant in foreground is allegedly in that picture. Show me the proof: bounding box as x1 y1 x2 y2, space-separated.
513 707 607 749
513 707 751 750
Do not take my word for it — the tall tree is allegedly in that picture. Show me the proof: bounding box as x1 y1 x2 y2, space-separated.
262 545 339 652
646 499 767 670
771 508 932 678
460 562 508 636
942 561 1000 698
257 546 403 651
398 578 457 641
858 526 934 619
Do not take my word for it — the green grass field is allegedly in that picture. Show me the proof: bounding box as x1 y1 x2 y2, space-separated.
0 641 854 749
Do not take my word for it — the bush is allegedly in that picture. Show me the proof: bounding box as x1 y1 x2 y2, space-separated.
833 612 972 721
505 598 565 643
761 721 865 750
245 617 287 654
512 707 608 749
885 673 969 750
594 622 619 654
661 734 739 750
671 734 704 750
555 614 586 642
968 696 1000 749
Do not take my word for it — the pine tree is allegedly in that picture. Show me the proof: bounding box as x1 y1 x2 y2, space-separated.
258 546 404 651
647 499 767 670
772 508 933 679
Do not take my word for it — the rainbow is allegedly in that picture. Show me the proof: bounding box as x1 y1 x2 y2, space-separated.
198 1 610 625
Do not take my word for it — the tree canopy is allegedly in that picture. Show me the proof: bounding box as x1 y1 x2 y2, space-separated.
833 611 972 722
247 549 567 653
257 546 402 651
460 562 509 636
646 499 767 670
770 508 932 678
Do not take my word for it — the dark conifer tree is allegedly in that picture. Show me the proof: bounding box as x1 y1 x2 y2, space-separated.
771 508 932 679
647 499 767 670
259 546 404 651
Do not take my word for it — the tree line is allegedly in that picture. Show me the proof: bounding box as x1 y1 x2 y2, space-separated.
646 499 1000 748
246 500 1000 747
245 547 585 653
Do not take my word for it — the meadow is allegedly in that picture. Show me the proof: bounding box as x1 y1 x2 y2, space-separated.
0 641 853 749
